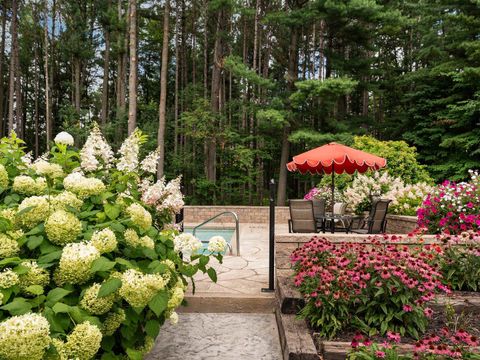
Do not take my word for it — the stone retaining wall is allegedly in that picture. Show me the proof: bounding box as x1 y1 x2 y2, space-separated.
184 205 290 225
184 205 417 233
385 214 418 234
275 233 438 270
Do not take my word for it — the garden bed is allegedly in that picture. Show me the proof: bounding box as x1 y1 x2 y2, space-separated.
275 271 480 360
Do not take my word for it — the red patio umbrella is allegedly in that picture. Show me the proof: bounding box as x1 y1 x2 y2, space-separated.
286 142 387 208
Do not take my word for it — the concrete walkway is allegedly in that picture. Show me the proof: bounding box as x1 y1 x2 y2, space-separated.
148 223 288 359
147 313 282 360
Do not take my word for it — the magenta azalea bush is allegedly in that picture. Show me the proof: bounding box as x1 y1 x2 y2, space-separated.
417 170 480 234
291 236 447 339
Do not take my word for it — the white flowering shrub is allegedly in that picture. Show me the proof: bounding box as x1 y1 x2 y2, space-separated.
342 171 433 216
0 128 222 359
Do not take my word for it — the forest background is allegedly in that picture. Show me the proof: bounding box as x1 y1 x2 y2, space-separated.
1 0 479 205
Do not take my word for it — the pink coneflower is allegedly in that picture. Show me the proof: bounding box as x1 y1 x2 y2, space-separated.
375 351 386 358
424 307 434 318
403 304 413 312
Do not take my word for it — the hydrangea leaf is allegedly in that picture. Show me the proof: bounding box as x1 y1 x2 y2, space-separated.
148 290 169 317
98 278 122 298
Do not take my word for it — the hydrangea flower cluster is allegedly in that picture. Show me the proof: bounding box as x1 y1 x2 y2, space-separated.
0 233 20 258
291 235 447 338
173 233 202 258
0 164 9 188
119 269 166 308
388 182 433 216
117 129 142 172
55 322 103 360
51 191 83 211
90 227 117 253
54 131 75 146
343 171 404 214
55 242 100 285
141 176 184 215
31 159 64 178
80 283 116 315
208 235 228 253
0 268 19 288
12 175 47 195
45 209 82 245
126 203 152 230
63 172 106 198
123 228 154 249
18 260 50 294
0 313 51 360
17 196 50 228
102 309 126 336
417 170 480 234
79 123 114 171
140 148 160 173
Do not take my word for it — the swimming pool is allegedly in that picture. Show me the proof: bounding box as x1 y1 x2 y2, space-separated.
184 227 235 255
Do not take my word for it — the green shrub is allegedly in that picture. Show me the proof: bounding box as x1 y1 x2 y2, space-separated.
0 127 223 359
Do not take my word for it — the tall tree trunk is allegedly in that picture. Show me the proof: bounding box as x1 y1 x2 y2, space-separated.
208 6 226 184
101 26 110 127
277 25 298 205
34 44 40 157
44 0 52 146
127 0 137 134
174 3 180 155
74 57 81 113
157 0 170 178
202 0 208 99
7 0 18 135
0 1 6 137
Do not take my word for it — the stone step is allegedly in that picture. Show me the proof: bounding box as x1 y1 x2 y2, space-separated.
275 309 320 360
181 293 276 313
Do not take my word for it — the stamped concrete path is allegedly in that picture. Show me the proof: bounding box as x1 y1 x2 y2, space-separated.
148 223 287 359
147 313 282 360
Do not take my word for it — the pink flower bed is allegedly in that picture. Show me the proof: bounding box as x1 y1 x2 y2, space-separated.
417 170 480 234
291 235 447 338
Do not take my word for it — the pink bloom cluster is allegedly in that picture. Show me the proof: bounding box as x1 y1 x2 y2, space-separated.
413 329 479 359
304 187 320 200
417 170 480 234
350 330 479 359
291 235 447 336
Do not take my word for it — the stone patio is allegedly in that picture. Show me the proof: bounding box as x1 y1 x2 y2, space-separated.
184 223 288 298
147 313 282 360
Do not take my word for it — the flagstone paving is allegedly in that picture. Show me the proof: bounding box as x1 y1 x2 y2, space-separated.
185 223 288 297
146 313 282 360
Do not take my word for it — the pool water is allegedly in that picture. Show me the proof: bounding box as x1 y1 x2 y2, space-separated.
184 227 235 255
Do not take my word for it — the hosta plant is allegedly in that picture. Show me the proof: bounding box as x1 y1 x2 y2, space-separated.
0 127 224 360
291 235 447 339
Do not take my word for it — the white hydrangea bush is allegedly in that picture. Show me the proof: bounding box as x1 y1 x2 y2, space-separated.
0 128 222 359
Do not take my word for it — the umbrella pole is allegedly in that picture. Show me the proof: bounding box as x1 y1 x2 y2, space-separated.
331 163 335 233
331 163 335 212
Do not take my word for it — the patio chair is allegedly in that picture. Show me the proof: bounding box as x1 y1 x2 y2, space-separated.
288 200 319 233
347 199 391 234
312 198 326 220
324 202 349 232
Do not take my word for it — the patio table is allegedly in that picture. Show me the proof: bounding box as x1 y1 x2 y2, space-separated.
318 213 353 233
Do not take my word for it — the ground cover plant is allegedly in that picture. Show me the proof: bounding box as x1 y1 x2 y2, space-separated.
0 128 225 359
417 170 480 234
291 235 447 339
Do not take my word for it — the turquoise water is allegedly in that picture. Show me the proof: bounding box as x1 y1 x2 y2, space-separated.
184 227 235 254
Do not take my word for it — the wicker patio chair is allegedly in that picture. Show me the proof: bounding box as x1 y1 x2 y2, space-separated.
288 199 319 233
347 199 391 234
